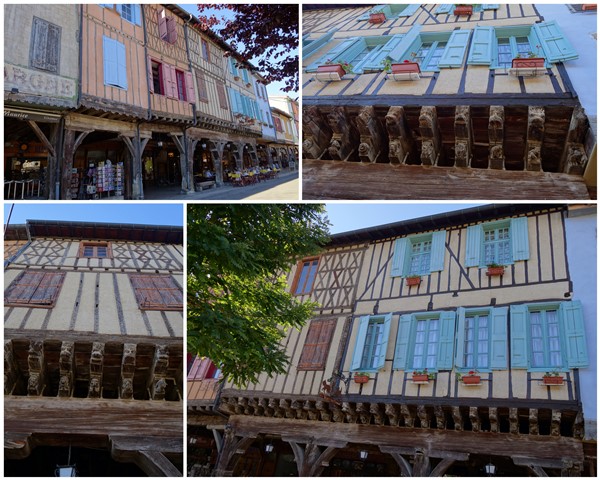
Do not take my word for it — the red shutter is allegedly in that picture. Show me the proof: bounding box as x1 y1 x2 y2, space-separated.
167 17 177 44
216 82 228 109
298 319 336 370
185 71 196 103
158 10 168 40
162 64 176 99
4 270 65 306
147 56 154 93
195 70 208 102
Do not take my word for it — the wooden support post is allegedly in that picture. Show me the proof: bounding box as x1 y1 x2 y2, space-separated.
385 106 414 164
302 106 332 160
560 106 590 174
214 425 256 476
169 133 194 194
419 106 442 166
120 135 149 200
88 341 104 398
379 446 413 476
355 105 384 163
413 449 431 477
5 340 19 395
454 106 472 167
489 407 499 433
525 106 545 171
27 340 45 396
509 407 519 434
326 106 358 161
529 408 539 435
488 106 505 170
286 438 347 477
148 345 169 401
469 406 480 433
573 411 584 439
61 129 90 199
452 406 463 431
58 341 74 398
120 343 136 400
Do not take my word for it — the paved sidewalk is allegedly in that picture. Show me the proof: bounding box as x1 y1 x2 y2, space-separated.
143 170 300 201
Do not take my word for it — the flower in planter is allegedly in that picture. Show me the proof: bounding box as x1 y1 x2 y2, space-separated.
412 368 435 380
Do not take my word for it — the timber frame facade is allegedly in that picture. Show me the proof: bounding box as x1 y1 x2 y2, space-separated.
188 204 595 477
4 220 184 476
301 4 596 200
4 4 296 200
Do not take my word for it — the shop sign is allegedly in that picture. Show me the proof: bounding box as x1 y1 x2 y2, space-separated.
5 63 76 101
4 108 60 123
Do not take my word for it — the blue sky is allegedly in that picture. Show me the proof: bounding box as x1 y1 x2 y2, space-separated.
325 203 486 234
4 204 183 227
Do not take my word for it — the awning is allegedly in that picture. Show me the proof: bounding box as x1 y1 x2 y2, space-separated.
4 107 61 123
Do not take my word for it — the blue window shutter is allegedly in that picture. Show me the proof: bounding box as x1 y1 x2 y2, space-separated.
229 57 238 76
435 4 453 14
482 4 500 10
490 306 508 369
437 311 456 370
116 40 127 89
373 313 393 370
350 315 370 371
391 237 409 277
510 217 530 262
103 37 119 87
465 225 482 267
393 314 413 369
438 30 471 68
303 29 338 58
361 34 406 72
227 88 236 113
467 26 495 65
455 307 466 368
353 44 384 73
388 25 422 61
242 68 249 83
429 230 446 272
399 4 421 17
510 304 529 368
305 38 363 72
560 300 589 368
133 5 141 25
533 20 578 63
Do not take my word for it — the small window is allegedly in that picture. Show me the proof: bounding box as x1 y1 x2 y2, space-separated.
30 17 61 73
529 309 562 368
292 257 319 295
175 69 186 101
158 9 177 44
151 60 164 94
298 319 336 370
78 241 112 258
201 39 210 62
350 314 392 372
129 274 183 311
465 217 529 268
4 270 66 308
391 231 446 278
482 223 511 265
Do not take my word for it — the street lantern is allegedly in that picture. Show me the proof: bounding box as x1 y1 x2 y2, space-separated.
265 443 274 453
485 462 496 476
360 450 368 460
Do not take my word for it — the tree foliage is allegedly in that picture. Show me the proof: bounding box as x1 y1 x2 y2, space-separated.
187 205 330 387
196 4 298 92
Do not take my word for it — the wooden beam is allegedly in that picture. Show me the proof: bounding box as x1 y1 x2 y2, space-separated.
454 106 472 167
213 425 256 475
418 405 431 429
5 432 33 460
88 342 104 399
509 408 519 435
402 404 415 428
58 341 74 398
452 406 463 431
434 405 446 430
355 105 384 163
551 409 561 437
413 450 431 476
120 343 136 400
326 106 358 161
489 407 499 433
529 408 539 435
419 106 441 166
385 403 400 426
356 402 371 424
286 439 347 476
430 457 456 477
342 401 358 424
27 120 56 157
148 345 169 401
27 340 45 396
370 403 384 425
469 407 480 433
379 446 413 476
131 450 182 477
302 105 331 160
525 106 545 171
385 106 414 164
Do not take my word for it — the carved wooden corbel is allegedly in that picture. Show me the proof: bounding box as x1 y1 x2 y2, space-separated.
58 341 74 398
326 107 358 161
355 106 384 163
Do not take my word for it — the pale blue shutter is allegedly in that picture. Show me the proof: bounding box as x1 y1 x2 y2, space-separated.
482 4 500 10
393 314 413 369
116 40 127 89
465 225 482 267
467 26 495 65
560 300 589 367
510 216 529 262
303 29 338 58
391 237 409 277
133 5 141 25
435 4 453 14
388 25 422 61
438 30 470 68
399 4 421 17
305 38 363 71
510 304 529 368
103 37 119 87
490 306 508 369
242 68 250 83
227 88 237 113
429 230 446 272
455 307 466 368
437 311 456 370
373 313 393 370
229 57 238 76
350 315 370 371
353 44 384 73
533 21 578 63
360 34 406 72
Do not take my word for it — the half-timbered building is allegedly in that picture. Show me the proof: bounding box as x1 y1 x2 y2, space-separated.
5 219 184 476
188 204 595 476
302 4 596 200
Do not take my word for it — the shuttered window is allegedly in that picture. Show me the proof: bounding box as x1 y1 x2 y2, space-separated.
201 39 211 62
103 36 127 89
298 319 336 370
129 274 183 311
78 241 112 259
30 17 61 73
391 230 446 277
158 9 177 44
216 81 229 109
195 70 209 103
5 270 66 308
465 217 529 268
117 4 141 25
292 257 319 295
350 314 392 372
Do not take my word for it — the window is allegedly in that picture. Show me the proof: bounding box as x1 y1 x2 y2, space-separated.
158 9 177 44
78 241 112 258
456 307 508 370
465 217 529 268
195 70 209 103
100 4 141 25
229 57 239 77
350 314 392 372
149 58 195 102
151 60 164 94
241 68 250 84
357 4 421 21
216 81 229 109
30 17 61 73
274 117 284 133
103 36 127 89
292 257 319 295
175 69 186 101
298 319 336 370
129 274 183 310
510 301 588 370
391 230 446 277
393 311 455 371
188 357 221 380
201 39 210 62
4 270 66 308
468 22 578 67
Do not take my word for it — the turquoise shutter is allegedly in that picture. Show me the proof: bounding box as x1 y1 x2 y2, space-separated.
350 316 370 371
438 30 471 68
533 20 578 63
455 307 466 368
465 225 482 267
229 57 238 76
467 26 495 65
305 38 364 71
393 314 413 369
510 217 529 262
116 40 127 89
490 306 508 369
389 25 422 61
437 311 456 370
361 33 406 72
353 44 384 73
510 304 529 368
303 29 338 58
373 313 393 370
435 4 453 14
429 230 446 272
391 237 409 277
482 4 500 10
227 88 236 113
560 300 589 367
399 4 421 17
242 68 250 83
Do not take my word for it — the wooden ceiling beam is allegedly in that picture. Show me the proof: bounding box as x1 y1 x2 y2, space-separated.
120 343 136 400
5 340 19 395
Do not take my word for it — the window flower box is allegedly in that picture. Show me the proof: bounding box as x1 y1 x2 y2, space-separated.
462 375 481 385
582 4 597 10
406 276 421 286
412 370 433 383
512 57 545 69
542 373 564 385
389 62 421 81
354 373 370 384
486 265 505 277
453 5 473 16
369 12 387 24
316 64 347 82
